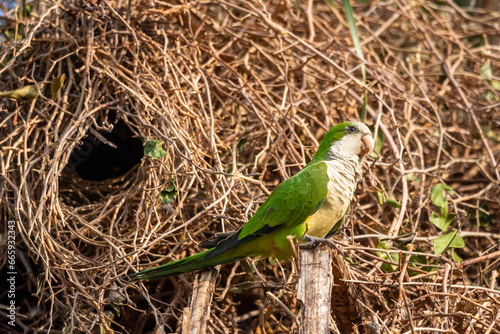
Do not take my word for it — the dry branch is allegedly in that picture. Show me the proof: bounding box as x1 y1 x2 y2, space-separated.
297 245 334 334
181 267 220 334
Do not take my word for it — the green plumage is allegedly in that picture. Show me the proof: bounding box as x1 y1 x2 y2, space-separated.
126 249 242 280
240 163 329 238
127 164 328 280
126 121 372 280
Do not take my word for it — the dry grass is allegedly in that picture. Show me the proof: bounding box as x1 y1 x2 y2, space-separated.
0 0 499 333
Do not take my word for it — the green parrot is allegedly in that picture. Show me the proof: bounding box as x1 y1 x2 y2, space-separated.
127 121 374 280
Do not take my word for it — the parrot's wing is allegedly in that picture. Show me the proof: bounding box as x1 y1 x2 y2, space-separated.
206 162 329 258
198 231 235 249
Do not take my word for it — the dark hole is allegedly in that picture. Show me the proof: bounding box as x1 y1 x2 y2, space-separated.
66 119 143 181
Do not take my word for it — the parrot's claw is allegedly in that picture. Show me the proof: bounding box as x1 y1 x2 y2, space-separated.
300 236 339 251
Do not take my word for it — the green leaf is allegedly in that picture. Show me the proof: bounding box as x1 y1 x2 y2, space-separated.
449 250 462 263
433 231 465 255
375 189 401 208
0 84 42 101
368 125 384 157
110 287 125 318
237 138 247 155
480 62 492 79
376 241 399 272
111 301 121 318
51 73 66 101
381 257 398 273
160 179 177 204
144 139 166 159
337 0 366 122
324 0 336 9
341 0 365 82
440 202 449 217
409 251 427 267
491 80 500 90
430 183 454 207
26 4 34 16
376 240 391 250
18 4 33 19
482 125 500 143
103 310 116 326
480 61 500 91
406 174 420 182
375 190 384 205
386 197 402 208
429 212 455 232
485 91 496 101
404 248 428 276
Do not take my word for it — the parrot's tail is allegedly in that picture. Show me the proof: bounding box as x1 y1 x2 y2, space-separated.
125 248 243 281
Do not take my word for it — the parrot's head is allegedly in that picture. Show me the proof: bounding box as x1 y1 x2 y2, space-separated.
310 121 374 163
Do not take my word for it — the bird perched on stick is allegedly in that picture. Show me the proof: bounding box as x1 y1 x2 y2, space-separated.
127 121 374 280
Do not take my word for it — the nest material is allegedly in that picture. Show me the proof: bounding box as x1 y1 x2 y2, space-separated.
1 0 499 333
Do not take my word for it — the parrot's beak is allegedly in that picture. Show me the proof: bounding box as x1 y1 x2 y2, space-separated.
359 135 374 156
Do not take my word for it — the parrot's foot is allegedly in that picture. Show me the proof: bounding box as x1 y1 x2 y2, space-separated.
300 235 339 250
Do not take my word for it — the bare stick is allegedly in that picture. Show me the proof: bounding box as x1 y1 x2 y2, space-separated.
297 244 333 334
181 267 219 334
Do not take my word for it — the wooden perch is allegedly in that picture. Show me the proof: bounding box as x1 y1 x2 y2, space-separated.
181 267 220 334
298 244 370 334
297 244 334 334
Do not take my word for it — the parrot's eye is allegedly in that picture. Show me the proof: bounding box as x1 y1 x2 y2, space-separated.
346 126 358 133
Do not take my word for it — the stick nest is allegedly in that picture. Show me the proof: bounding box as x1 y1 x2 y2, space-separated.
1 0 499 333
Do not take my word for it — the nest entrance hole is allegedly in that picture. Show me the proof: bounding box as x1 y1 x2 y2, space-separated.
66 118 143 182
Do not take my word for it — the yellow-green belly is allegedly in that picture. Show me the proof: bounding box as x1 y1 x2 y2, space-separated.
305 198 347 237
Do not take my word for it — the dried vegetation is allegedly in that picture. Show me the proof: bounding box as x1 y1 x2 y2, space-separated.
0 0 499 333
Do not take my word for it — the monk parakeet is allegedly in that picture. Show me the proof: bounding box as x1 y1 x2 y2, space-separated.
127 121 374 280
